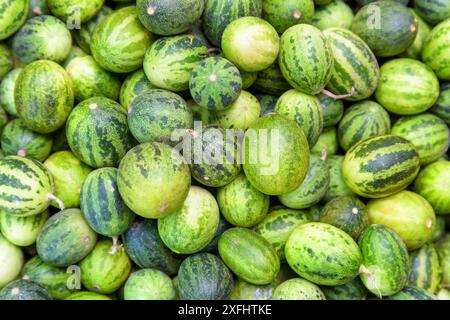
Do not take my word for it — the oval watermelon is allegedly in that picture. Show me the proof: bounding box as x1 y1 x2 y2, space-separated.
124 269 176 300
0 0 29 41
422 19 450 81
47 0 104 24
408 243 442 294
272 278 325 300
0 279 51 300
414 0 450 25
311 0 354 31
0 68 22 117
0 233 24 288
119 69 156 110
0 209 48 247
263 0 314 34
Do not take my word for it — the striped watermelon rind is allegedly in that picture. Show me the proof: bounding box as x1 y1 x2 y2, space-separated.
436 235 450 287
343 135 421 199
323 28 380 101
0 279 51 300
311 0 354 31
124 269 176 300
272 278 326 300
91 6 154 73
321 278 367 300
80 167 135 237
408 243 442 294
324 155 355 202
0 68 22 117
317 92 344 128
47 0 104 24
0 210 48 247
414 0 450 25
310 127 339 156
279 24 333 95
403 9 431 60
431 83 450 124
0 44 12 80
119 69 156 110
384 286 436 300
422 19 450 81
252 62 292 96
391 113 450 165
262 0 315 34
0 0 29 41
375 58 440 115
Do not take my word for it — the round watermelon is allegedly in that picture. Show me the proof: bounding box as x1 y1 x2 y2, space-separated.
252 62 292 96
1 118 53 162
0 233 24 288
143 34 208 92
217 174 269 227
414 160 450 215
15 60 74 134
119 69 156 110
262 0 314 34
375 58 440 115
65 55 121 102
0 0 29 41
117 142 191 219
0 68 22 117
311 0 354 30
272 278 325 300
0 43 12 80
124 269 176 300
12 15 72 64
91 6 154 73
414 0 450 25
189 56 242 111
422 19 450 81
367 190 436 250
0 279 51 300
80 167 135 237
279 24 333 95
66 97 134 168
343 135 421 198
127 89 193 145
47 0 104 24
0 209 48 247
222 17 279 72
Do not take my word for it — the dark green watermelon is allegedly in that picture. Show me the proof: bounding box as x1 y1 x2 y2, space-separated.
321 278 368 300
317 92 344 128
0 68 22 117
0 279 51 300
414 0 450 25
0 44 12 81
119 69 156 110
431 83 450 124
252 62 292 96
262 0 314 34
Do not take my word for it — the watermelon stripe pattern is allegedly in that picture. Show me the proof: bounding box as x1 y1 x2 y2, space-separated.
408 243 442 294
0 156 54 216
0 0 29 40
343 135 421 198
324 28 380 101
80 168 135 237
422 19 450 81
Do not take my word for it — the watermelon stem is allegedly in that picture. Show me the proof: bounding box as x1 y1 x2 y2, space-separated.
320 148 327 161
48 194 65 211
206 48 221 56
109 236 119 255
359 264 382 299
320 87 355 100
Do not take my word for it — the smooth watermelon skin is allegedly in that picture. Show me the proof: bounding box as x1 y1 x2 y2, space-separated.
403 9 431 60
66 97 134 168
218 227 280 285
275 89 324 147
0 44 12 80
321 278 367 300
252 62 292 96
47 0 104 24
272 278 325 300
144 34 207 92
243 114 310 196
351 0 417 57
375 58 440 115
213 90 261 130
0 0 29 40
123 219 181 275
158 186 220 254
279 24 333 95
79 238 131 294
338 101 391 151
324 155 355 202
414 0 450 25
178 253 233 300
0 156 55 216
136 0 204 36
44 151 92 209
343 135 421 199
323 28 380 101
285 222 362 286
65 55 121 102
431 83 450 124
317 93 344 128
319 196 369 240
222 17 280 73
436 235 450 287
189 56 242 111
253 207 311 260
0 279 51 300
124 269 176 300
1 119 53 162
188 125 241 187
21 256 73 300
231 278 275 300
128 89 193 145
0 68 21 117
0 210 48 247
117 142 191 219
311 0 354 31
384 286 436 300
73 5 113 54
15 60 74 134
358 225 410 297
310 127 339 156
422 19 450 81
91 6 154 73
80 168 135 237
217 174 269 227
414 161 450 215
0 233 24 288
408 243 442 294
278 155 330 209
391 113 449 165
12 15 72 64
367 191 436 250
65 291 111 300
202 0 263 47
262 0 314 34
36 208 97 267
120 69 156 110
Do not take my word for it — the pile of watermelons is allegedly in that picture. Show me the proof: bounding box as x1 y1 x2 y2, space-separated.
0 0 449 301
